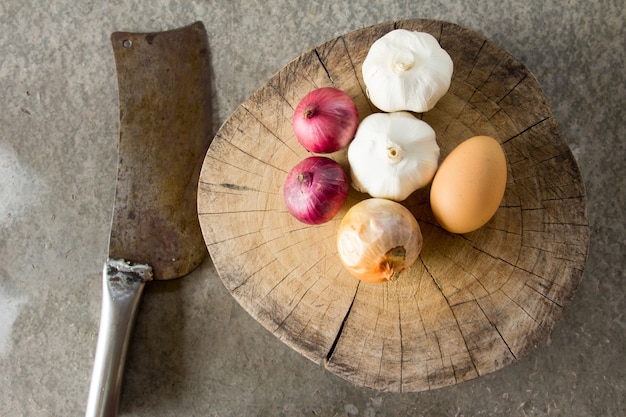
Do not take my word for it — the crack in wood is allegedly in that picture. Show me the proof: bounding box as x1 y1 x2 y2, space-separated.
289 270 342 344
502 115 551 144
200 139 274 180
461 240 520 279
202 146 265 179
197 223 264 248
230 256 280 293
467 40 488 80
437 242 495 296
397 300 404 392
523 281 564 308
314 48 335 86
239 103 300 161
269 254 326 306
198 207 280 216
218 182 256 192
198 19 590 393
496 73 529 104
199 182 279 201
324 282 360 365
498 288 540 326
420 257 481 376
475 299 517 360
432 331 444 389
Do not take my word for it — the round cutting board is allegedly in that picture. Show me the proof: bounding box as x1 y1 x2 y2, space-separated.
198 19 589 392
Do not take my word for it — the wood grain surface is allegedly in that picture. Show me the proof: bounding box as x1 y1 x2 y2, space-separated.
197 19 589 392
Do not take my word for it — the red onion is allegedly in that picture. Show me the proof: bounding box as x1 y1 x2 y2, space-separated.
283 156 349 225
292 87 359 153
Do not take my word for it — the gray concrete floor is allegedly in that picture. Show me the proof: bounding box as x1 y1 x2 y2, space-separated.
1 1 624 416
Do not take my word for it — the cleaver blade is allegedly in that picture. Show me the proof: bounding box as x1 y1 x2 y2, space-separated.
86 21 211 417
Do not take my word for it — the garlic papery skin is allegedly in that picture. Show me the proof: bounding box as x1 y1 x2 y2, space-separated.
362 29 453 113
347 112 440 201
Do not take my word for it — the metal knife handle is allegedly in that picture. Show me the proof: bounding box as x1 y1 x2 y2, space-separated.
86 259 153 417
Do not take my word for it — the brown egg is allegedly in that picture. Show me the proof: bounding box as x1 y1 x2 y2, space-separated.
430 135 507 234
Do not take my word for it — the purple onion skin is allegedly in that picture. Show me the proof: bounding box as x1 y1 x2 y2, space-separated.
283 156 349 225
292 87 359 153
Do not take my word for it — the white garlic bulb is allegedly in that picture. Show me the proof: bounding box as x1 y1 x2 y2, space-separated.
362 29 453 113
347 112 440 201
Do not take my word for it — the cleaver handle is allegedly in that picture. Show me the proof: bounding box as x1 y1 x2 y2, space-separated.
86 259 153 417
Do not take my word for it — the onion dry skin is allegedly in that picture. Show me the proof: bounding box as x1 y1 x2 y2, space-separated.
337 198 422 283
292 87 359 153
283 156 349 225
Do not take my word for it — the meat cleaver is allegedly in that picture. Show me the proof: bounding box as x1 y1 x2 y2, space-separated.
86 22 211 417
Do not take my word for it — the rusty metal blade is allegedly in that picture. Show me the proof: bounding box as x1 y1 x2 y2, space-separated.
108 21 211 280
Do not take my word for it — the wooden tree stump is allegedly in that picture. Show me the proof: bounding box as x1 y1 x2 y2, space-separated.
198 19 589 392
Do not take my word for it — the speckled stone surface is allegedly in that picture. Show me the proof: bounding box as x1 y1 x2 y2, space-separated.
0 1 624 416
